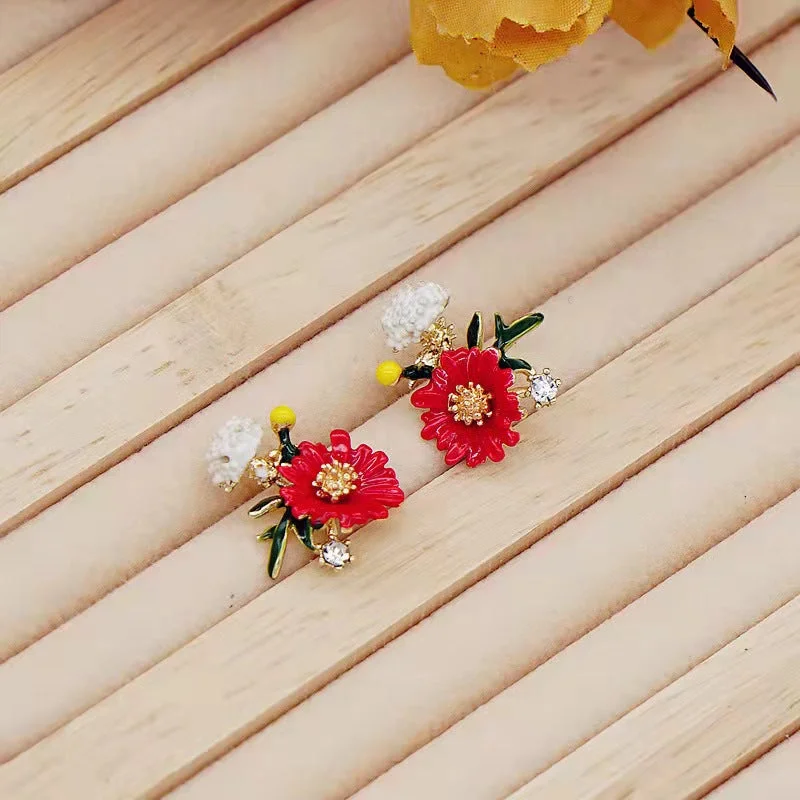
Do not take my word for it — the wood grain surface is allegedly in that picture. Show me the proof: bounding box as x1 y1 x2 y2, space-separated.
2 36 796 673
172 374 800 800
1 235 797 797
0 0 410 308
509 591 800 800
708 733 800 799
0 0 116 73
0 0 310 192
355 493 800 800
4 28 800 409
0 54 479 408
1 2 798 798
1 4 795 537
2 142 798 759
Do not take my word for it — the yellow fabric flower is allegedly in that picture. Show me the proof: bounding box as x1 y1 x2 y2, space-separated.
612 0 737 59
410 0 738 89
410 0 612 89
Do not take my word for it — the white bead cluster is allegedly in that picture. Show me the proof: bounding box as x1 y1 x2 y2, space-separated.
381 282 449 351
206 416 264 490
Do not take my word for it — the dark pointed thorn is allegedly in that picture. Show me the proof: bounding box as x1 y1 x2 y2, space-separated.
687 8 777 101
730 45 777 101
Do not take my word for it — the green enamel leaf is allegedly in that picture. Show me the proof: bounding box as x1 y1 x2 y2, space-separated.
267 514 291 579
248 496 284 518
294 518 318 552
499 354 532 371
493 312 544 350
256 524 277 542
466 312 484 349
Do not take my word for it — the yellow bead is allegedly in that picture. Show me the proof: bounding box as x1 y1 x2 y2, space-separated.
376 360 403 386
269 405 296 431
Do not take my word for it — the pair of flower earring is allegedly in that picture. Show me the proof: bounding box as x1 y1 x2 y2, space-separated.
206 282 558 579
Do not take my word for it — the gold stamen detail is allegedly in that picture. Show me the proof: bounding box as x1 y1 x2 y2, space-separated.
312 460 359 502
448 382 492 426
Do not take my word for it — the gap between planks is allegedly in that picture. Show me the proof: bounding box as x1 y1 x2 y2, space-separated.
0 238 797 798
2 140 799 759
0 0 311 193
507 589 800 800
167 374 800 800
0 3 796 537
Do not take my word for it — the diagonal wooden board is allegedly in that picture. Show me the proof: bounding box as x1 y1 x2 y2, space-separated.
0 2 796 536
1 235 797 799
509 593 800 800
0 0 310 193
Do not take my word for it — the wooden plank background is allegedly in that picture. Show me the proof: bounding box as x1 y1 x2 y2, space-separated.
0 1 798 798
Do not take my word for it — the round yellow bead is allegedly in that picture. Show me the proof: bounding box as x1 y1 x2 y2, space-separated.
269 405 296 431
376 360 403 386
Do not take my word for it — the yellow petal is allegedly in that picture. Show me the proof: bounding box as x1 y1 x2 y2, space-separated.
493 0 612 72
694 0 737 59
610 0 690 49
425 0 593 41
410 0 518 89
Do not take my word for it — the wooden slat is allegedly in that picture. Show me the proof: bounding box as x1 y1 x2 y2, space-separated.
0 0 116 74
352 490 800 800
0 54 479 408
509 590 800 800
3 144 799 760
0 238 797 798
165 374 800 800
707 734 800 799
0 0 411 308
1 90 797 671
0 4 795 536
0 0 311 194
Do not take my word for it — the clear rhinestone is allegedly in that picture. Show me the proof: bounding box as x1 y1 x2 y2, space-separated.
321 539 351 569
530 374 559 404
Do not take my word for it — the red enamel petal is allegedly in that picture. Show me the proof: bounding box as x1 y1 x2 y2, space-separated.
411 380 448 411
328 429 353 460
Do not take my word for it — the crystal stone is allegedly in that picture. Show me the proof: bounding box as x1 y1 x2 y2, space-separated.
321 539 351 569
530 374 559 404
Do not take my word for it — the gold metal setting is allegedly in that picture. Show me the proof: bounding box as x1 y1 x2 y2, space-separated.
416 317 456 368
248 449 283 487
312 459 359 502
448 381 493 425
317 518 353 570
516 367 562 413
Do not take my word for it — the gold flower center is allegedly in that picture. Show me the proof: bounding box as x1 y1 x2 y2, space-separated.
312 460 359 502
448 382 493 425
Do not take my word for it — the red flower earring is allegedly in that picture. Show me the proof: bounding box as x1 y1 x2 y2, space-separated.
206 407 404 578
376 283 560 468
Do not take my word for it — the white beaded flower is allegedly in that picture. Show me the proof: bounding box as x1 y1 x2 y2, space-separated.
206 417 264 491
381 282 449 351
